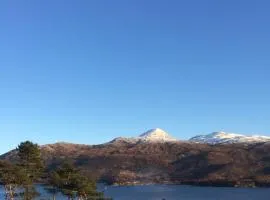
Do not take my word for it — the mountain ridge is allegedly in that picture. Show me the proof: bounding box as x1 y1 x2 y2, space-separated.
107 129 270 145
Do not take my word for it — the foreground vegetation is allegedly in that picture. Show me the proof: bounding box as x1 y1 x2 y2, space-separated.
0 141 110 200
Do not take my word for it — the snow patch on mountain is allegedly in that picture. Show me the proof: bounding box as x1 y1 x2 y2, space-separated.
189 131 270 144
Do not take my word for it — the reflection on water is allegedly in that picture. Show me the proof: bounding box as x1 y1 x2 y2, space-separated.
1 184 270 200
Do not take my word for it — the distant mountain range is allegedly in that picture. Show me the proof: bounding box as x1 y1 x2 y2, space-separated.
2 128 270 187
108 128 270 145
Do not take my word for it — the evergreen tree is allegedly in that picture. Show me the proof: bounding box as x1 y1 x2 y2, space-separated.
17 141 44 199
49 161 106 200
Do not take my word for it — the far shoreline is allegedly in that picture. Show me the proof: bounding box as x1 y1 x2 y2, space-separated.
106 181 268 188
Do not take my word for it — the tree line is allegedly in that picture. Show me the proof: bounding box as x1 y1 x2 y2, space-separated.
0 141 111 200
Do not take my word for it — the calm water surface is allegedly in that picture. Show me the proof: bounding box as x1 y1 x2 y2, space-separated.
0 184 269 200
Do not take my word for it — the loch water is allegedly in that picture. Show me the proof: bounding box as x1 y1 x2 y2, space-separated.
0 184 269 200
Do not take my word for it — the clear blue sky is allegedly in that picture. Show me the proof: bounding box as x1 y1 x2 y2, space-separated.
0 0 270 153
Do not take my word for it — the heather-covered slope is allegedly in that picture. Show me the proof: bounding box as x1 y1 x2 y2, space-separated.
2 140 270 187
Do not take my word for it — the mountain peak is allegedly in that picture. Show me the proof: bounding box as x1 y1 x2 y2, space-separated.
139 128 177 142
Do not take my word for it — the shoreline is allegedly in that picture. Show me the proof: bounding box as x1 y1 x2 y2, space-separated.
109 180 269 188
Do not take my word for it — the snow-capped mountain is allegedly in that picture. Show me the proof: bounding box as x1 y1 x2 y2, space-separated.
189 131 270 144
109 128 178 144
139 128 178 142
